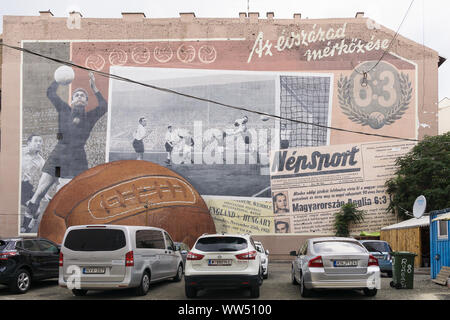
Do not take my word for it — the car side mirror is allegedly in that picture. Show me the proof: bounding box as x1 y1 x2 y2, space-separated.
290 250 297 256
265 250 269 255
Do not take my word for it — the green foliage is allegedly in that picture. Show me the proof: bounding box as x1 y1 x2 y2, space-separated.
334 203 366 237
385 132 450 220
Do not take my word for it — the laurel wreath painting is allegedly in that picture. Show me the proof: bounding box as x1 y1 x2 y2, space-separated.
338 72 412 129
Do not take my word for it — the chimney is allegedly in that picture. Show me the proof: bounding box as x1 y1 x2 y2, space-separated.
180 12 196 22
266 12 274 20
121 12 146 21
355 12 364 18
249 12 259 23
293 13 302 22
67 11 82 29
39 10 53 18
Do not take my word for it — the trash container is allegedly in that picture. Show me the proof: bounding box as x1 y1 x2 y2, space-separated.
389 252 417 289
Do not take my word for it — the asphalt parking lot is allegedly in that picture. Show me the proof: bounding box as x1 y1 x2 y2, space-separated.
0 262 448 300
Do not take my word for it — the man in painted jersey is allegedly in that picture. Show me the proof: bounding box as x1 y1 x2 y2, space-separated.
24 71 107 228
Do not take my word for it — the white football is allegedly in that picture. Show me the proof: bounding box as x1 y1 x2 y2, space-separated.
54 66 75 85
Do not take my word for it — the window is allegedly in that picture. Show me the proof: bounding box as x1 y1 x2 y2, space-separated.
438 221 448 239
195 237 248 252
0 240 10 250
55 166 61 177
362 241 390 253
23 240 41 252
38 240 59 253
313 241 367 254
64 229 126 251
164 232 175 251
300 242 308 256
136 230 165 249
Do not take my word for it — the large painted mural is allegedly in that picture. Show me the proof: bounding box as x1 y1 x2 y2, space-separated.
19 20 418 235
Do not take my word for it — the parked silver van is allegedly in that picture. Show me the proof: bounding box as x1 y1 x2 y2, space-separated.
59 225 183 296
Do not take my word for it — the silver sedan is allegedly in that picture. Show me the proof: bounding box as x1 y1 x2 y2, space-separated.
290 237 380 297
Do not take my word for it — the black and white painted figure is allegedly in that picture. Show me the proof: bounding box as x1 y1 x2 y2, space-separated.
24 71 107 230
21 135 45 233
132 117 150 160
164 125 181 165
179 131 194 164
229 116 249 143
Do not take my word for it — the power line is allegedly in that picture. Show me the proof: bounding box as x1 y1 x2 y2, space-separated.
355 0 415 76
1 42 418 142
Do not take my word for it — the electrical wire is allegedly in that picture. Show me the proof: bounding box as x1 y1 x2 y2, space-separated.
354 0 415 75
0 41 418 142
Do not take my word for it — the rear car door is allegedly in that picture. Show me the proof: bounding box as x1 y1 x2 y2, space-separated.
62 228 128 283
36 240 60 278
191 236 250 272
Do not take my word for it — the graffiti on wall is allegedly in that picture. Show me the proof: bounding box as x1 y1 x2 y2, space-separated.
19 21 417 235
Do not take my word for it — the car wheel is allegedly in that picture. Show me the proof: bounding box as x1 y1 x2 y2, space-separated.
185 284 197 298
363 288 377 297
10 269 31 294
72 289 88 296
291 267 298 285
300 274 312 298
136 271 151 296
250 284 260 298
173 264 183 282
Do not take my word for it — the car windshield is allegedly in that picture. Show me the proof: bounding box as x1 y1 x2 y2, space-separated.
362 242 390 253
64 229 126 251
195 237 248 252
313 241 367 254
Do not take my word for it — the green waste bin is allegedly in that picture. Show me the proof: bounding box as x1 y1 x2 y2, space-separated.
390 252 417 289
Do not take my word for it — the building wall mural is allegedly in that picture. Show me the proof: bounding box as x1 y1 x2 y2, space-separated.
19 20 418 236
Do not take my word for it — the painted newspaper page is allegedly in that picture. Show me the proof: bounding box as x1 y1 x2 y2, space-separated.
203 197 274 234
269 140 416 234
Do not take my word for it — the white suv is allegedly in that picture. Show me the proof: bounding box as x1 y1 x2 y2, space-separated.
184 234 263 298
254 241 269 279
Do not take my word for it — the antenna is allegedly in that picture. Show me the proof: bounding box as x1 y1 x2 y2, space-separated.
398 195 427 219
412 195 427 218
247 0 250 13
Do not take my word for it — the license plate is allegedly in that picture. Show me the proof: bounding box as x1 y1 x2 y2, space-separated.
83 267 106 274
334 260 358 267
208 259 232 266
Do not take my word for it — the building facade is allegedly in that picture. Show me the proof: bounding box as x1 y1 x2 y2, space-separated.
439 98 450 134
0 11 442 257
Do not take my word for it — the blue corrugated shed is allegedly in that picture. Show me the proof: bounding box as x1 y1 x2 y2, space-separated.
429 208 450 279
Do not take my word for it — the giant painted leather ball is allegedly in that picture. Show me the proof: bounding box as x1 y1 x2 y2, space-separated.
38 160 216 247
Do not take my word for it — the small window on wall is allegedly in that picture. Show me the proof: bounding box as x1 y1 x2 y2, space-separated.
438 220 448 239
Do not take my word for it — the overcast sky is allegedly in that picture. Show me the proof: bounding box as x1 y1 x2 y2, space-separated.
1 0 449 100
